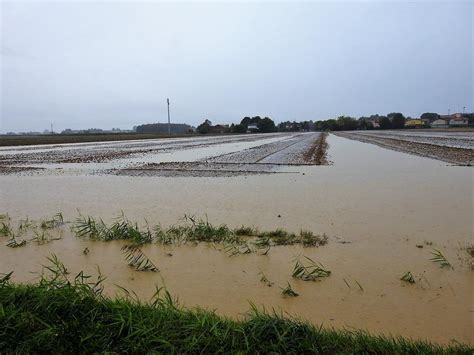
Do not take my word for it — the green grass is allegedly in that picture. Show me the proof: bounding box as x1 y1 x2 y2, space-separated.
430 249 452 269
400 271 416 284
292 256 331 281
0 266 471 353
72 214 329 249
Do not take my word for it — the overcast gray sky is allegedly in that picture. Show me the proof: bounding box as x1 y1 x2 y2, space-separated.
1 1 472 133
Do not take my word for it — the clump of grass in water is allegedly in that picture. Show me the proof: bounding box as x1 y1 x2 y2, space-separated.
299 230 328 247
0 266 471 354
292 256 331 281
40 212 64 230
253 236 271 255
121 245 159 272
0 222 13 237
281 282 299 297
234 226 257 236
259 229 296 245
430 249 452 269
73 214 153 244
259 271 273 287
400 271 416 284
71 213 329 249
6 237 26 248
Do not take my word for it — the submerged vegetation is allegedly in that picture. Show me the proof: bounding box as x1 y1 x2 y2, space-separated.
292 256 331 281
2 267 470 354
430 249 452 269
121 245 159 272
400 271 416 284
72 214 329 250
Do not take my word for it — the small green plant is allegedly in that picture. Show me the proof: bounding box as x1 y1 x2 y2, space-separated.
400 271 416 284
6 237 26 248
292 256 331 281
253 236 270 255
0 222 12 237
281 282 299 297
83 247 90 255
40 213 64 229
430 249 452 269
234 226 257 236
259 271 273 287
300 230 328 247
121 245 158 272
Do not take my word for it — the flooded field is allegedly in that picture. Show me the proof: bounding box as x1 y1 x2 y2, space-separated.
0 133 472 345
0 132 326 176
335 129 474 165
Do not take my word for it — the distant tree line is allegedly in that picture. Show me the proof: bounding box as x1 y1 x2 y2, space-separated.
136 123 193 134
194 111 473 134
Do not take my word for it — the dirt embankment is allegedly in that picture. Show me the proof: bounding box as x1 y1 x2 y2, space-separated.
303 132 329 165
334 131 473 166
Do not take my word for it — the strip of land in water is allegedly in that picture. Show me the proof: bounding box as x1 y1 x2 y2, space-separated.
334 130 473 165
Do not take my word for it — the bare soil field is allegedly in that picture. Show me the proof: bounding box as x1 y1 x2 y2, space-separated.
0 133 472 345
334 130 474 165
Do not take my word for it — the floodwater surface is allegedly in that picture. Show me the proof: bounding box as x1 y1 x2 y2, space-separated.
0 134 472 345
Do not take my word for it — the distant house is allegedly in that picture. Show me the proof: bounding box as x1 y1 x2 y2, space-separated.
208 124 230 134
247 124 258 133
405 119 425 128
430 119 448 128
449 113 468 127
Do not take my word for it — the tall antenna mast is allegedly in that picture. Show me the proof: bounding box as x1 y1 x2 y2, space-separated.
167 98 171 134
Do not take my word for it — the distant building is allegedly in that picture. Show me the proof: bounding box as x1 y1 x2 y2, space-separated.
208 124 230 134
430 119 448 128
247 124 258 132
448 113 468 127
405 119 425 128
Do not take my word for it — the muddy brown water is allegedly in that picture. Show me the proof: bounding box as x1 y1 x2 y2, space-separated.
0 134 472 344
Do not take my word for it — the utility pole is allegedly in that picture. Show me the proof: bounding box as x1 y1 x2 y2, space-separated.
167 98 171 134
448 108 450 116
463 106 466 114
51 123 53 134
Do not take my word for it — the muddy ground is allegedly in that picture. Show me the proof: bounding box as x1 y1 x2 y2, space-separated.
0 133 472 345
334 130 473 165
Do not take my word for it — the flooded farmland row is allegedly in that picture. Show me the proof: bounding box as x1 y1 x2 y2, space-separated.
335 130 474 165
0 132 473 345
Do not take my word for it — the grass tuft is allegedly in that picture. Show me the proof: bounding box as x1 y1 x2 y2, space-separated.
400 271 416 284
281 282 299 297
121 245 159 272
292 256 331 281
430 249 452 269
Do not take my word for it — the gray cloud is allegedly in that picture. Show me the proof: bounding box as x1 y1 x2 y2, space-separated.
1 1 472 132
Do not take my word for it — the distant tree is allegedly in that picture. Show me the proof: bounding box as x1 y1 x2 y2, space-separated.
388 112 406 129
358 117 369 130
232 124 247 133
379 116 391 129
420 112 440 122
240 117 251 127
197 119 212 134
336 116 358 130
256 117 275 133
